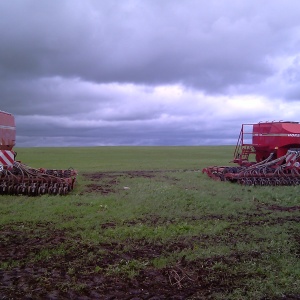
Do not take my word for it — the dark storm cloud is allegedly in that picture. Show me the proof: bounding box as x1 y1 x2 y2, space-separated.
1 0 299 91
1 0 300 147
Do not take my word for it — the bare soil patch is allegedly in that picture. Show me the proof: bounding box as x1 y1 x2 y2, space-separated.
1 170 300 299
81 170 190 195
1 222 299 299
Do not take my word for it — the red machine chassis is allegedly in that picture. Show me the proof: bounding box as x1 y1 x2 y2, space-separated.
203 121 300 186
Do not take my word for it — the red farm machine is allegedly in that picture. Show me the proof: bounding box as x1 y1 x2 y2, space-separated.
0 110 77 195
203 121 300 185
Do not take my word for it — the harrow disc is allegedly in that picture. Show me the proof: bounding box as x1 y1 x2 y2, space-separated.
203 150 300 186
0 163 77 196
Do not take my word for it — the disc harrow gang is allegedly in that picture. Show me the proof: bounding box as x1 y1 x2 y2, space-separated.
0 162 77 196
203 150 300 186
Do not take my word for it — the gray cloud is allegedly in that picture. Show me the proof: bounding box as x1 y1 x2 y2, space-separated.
1 0 300 147
1 0 298 89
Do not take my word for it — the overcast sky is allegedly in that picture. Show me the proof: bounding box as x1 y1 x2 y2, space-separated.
1 0 300 147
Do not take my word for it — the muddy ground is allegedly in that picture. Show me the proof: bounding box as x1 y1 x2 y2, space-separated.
1 171 300 299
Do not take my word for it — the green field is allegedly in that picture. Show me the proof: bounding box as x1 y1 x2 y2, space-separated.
1 146 300 299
